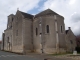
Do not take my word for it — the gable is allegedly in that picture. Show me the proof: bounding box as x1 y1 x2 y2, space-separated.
35 9 63 18
66 29 76 38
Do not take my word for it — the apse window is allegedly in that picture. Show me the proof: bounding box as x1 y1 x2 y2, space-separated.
46 25 49 33
7 37 9 43
61 26 63 33
36 28 38 36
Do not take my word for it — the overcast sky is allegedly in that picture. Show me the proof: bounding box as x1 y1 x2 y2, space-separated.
0 0 80 40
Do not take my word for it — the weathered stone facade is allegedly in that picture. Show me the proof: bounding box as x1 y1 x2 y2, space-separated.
1 33 5 50
65 27 77 52
2 9 76 54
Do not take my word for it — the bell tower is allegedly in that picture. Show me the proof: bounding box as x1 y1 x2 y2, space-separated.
7 14 14 29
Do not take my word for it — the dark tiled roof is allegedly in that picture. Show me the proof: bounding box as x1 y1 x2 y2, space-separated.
35 9 60 18
65 30 69 34
20 11 34 19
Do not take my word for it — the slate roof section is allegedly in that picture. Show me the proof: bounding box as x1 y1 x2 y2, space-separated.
35 9 63 18
65 30 69 34
20 11 34 19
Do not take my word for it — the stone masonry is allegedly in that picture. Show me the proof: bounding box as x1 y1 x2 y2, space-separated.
2 9 76 54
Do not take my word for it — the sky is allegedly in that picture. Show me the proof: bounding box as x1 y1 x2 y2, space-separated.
0 0 80 40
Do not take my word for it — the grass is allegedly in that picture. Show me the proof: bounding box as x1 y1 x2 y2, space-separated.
49 52 80 56
49 52 73 56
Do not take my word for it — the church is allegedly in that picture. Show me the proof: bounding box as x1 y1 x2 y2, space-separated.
1 9 76 54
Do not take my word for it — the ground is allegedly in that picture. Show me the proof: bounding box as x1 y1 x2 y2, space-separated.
0 51 41 60
0 51 79 60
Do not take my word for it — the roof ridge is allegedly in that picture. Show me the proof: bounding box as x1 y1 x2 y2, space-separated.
16 9 63 19
35 9 59 18
19 11 33 16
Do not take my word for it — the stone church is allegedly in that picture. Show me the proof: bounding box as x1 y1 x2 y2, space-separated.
1 9 76 54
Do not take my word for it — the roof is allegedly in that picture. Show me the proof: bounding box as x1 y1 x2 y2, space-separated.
35 9 62 18
0 41 2 43
65 30 69 34
8 14 14 17
20 11 34 19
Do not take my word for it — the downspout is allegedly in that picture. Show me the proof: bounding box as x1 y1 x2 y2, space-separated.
54 15 59 54
39 17 44 53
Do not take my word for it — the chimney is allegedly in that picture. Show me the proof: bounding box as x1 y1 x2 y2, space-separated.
68 27 71 30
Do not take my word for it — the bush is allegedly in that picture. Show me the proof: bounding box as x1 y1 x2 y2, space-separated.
75 47 80 53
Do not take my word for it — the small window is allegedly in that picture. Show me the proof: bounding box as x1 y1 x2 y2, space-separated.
10 25 12 28
46 25 49 33
12 18 13 22
36 28 38 36
70 40 73 44
7 37 9 43
61 26 63 33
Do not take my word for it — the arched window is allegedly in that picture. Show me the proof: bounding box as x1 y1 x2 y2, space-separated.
46 25 49 33
61 26 63 33
36 28 38 36
7 37 9 43
12 17 13 22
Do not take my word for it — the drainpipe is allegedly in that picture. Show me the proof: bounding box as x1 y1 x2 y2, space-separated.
54 15 59 54
39 17 44 53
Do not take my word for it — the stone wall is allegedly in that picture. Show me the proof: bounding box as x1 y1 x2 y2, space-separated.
12 11 23 53
1 33 5 50
4 29 12 51
22 18 33 54
2 9 76 54
33 15 66 54
65 28 77 52
56 15 66 53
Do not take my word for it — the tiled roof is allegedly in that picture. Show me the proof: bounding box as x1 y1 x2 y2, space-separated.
20 11 34 19
35 9 60 18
